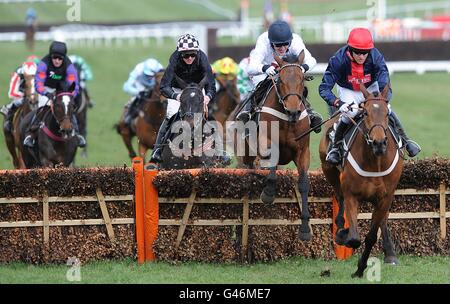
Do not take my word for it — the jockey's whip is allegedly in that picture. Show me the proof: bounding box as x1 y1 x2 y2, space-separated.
294 109 341 141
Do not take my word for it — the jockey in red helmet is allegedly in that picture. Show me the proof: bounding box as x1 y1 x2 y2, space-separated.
319 27 420 165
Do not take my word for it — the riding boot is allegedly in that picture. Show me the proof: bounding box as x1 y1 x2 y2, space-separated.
23 108 45 147
303 98 323 133
4 104 18 132
71 115 86 148
124 97 140 127
326 119 350 165
389 111 421 157
149 118 170 163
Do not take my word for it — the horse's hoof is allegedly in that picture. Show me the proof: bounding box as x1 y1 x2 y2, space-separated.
384 256 399 265
336 228 349 245
345 238 361 249
260 191 274 205
299 231 312 242
351 271 363 278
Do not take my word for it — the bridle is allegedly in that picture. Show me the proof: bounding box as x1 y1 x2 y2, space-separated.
52 92 73 126
357 97 389 146
179 86 206 120
269 63 305 110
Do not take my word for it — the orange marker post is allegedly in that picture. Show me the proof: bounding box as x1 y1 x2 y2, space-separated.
132 157 145 264
332 197 353 260
143 163 159 261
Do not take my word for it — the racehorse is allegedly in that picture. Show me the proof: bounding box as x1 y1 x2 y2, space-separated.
211 76 240 129
3 68 38 168
319 84 404 278
19 90 78 168
236 51 313 241
116 70 166 161
159 76 226 169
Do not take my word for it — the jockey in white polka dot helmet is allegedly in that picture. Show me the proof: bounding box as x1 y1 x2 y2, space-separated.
176 34 200 52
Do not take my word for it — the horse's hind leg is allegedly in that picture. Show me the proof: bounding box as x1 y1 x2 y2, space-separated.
381 216 399 265
260 166 277 204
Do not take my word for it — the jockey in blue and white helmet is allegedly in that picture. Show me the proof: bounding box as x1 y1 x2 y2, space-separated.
122 58 164 127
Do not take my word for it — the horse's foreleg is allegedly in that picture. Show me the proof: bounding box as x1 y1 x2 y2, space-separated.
298 169 312 241
118 123 137 159
335 195 348 245
4 130 20 168
381 213 399 265
260 166 277 204
352 199 391 278
344 194 361 249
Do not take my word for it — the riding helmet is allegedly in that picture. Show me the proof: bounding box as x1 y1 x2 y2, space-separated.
347 28 374 50
268 20 293 45
49 41 67 57
177 34 199 52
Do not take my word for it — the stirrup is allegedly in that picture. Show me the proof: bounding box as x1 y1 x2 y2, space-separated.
326 147 341 165
236 111 251 122
23 135 35 147
76 135 86 148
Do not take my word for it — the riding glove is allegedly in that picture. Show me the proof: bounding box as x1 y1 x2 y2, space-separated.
263 65 277 76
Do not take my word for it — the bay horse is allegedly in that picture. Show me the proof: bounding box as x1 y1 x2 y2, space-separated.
210 76 240 129
319 84 403 278
19 91 78 168
159 76 227 170
116 70 166 161
3 67 38 168
236 51 313 241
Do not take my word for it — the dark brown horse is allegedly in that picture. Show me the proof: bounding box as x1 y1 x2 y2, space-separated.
160 76 227 169
236 51 313 241
116 70 166 161
3 70 38 168
319 85 403 278
211 76 240 129
20 92 78 168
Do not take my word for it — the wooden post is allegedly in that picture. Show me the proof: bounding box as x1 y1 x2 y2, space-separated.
175 191 196 249
42 193 49 243
439 183 446 240
132 157 145 264
241 197 249 262
143 164 159 261
96 188 115 241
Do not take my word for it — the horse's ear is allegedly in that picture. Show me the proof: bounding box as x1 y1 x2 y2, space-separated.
273 52 284 67
198 76 208 90
298 50 305 65
360 83 370 99
381 83 390 99
175 75 187 89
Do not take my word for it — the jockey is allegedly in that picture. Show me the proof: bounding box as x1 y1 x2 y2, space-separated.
68 54 94 108
150 33 216 163
0 56 40 132
236 20 323 132
236 55 254 103
23 40 85 148
122 58 163 127
319 27 421 165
